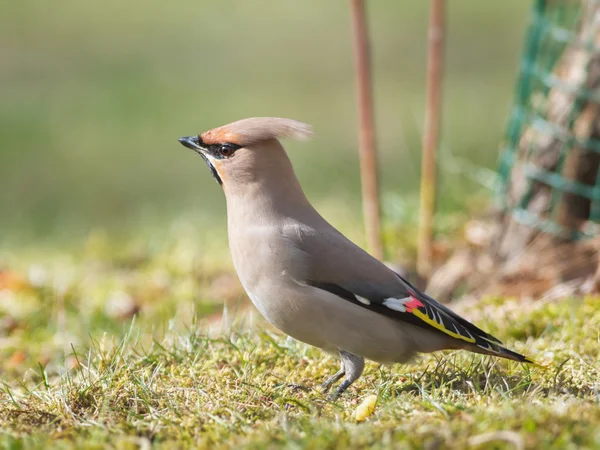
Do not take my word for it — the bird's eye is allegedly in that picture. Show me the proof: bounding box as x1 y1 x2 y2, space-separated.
219 144 235 157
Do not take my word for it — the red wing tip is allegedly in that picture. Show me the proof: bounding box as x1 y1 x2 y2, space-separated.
406 296 424 312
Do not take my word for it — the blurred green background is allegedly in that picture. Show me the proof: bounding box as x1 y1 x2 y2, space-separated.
1 1 529 245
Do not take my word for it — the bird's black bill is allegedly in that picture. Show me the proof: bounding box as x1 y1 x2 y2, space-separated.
178 135 223 186
178 136 203 151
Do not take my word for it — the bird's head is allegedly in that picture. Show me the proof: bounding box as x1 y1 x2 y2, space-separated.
178 117 313 188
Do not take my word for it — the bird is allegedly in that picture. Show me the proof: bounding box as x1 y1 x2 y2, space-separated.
178 117 537 399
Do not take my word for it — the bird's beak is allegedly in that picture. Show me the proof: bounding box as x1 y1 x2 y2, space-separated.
178 136 205 154
178 134 223 185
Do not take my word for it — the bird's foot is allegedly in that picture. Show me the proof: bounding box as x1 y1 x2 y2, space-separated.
326 379 352 401
321 369 345 393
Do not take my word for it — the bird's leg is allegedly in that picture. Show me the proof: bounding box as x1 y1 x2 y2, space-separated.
321 365 344 393
327 351 364 400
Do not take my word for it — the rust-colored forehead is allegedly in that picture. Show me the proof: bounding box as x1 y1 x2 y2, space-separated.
200 127 241 146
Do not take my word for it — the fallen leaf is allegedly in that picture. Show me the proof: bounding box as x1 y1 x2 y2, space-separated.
0 270 29 292
7 350 27 368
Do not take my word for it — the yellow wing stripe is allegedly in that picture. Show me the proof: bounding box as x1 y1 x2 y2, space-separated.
412 309 476 343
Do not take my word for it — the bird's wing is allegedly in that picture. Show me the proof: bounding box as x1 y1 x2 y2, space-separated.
291 226 534 363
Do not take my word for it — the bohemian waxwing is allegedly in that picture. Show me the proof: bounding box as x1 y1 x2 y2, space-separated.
178 117 536 399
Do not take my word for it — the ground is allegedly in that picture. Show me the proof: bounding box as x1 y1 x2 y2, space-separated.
1 228 599 449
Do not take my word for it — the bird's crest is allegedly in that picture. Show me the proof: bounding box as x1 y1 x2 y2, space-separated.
201 117 314 147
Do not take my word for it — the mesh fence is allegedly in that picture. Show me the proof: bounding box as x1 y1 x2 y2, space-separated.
496 0 600 240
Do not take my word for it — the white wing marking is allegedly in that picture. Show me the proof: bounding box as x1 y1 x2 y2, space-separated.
356 295 371 305
383 297 412 312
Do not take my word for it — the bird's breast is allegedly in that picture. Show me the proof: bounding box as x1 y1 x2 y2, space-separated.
227 225 313 332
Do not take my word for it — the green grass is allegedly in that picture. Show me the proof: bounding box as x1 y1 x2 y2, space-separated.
1 230 599 449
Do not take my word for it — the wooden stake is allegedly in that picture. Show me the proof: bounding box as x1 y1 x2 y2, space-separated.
350 0 383 260
418 0 445 278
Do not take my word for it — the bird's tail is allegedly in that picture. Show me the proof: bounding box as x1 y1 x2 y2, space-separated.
470 337 541 366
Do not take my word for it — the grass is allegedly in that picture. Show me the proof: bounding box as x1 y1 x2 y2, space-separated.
1 227 599 449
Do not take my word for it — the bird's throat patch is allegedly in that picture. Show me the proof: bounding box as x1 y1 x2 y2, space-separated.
198 153 222 185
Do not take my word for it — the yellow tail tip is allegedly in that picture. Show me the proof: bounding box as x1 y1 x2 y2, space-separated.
524 356 549 368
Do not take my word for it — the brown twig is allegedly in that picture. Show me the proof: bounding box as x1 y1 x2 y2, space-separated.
350 0 383 259
418 0 445 278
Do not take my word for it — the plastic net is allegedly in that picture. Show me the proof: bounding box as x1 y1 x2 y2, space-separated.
496 0 600 240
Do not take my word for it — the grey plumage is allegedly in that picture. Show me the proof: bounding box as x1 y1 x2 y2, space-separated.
179 117 536 399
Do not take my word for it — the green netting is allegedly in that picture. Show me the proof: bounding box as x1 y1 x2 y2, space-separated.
496 0 600 240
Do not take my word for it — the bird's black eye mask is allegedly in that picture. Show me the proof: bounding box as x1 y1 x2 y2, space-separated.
178 135 241 185
198 136 242 160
